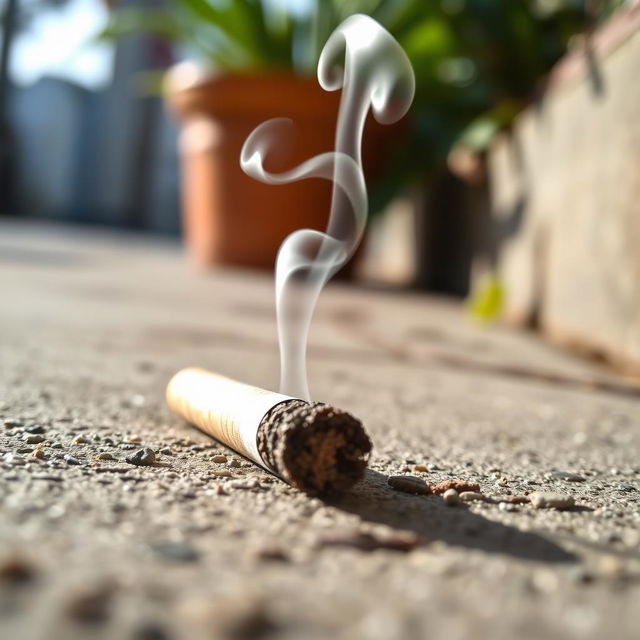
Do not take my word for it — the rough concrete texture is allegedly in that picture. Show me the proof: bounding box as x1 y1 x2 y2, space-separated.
486 8 640 372
1 221 639 640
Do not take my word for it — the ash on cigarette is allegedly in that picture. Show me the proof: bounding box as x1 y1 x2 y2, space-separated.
257 400 372 495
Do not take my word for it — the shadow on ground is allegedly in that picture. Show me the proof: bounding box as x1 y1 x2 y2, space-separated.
329 470 576 564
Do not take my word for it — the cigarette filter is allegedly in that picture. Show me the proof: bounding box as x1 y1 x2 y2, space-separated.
166 368 372 494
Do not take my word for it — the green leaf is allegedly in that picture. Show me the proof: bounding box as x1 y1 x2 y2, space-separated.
467 273 505 323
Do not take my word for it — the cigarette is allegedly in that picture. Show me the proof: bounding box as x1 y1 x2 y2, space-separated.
166 368 372 494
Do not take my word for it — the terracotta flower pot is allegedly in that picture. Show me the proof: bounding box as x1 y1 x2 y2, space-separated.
166 63 389 271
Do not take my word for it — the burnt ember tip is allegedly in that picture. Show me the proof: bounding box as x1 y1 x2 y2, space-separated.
257 400 372 495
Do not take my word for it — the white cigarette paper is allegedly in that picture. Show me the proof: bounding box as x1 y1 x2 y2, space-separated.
166 368 294 467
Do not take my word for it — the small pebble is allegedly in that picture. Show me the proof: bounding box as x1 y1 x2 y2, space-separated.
211 470 233 478
130 394 146 407
430 480 481 495
64 454 81 465
388 475 430 495
151 542 199 563
128 435 142 443
4 453 25 466
618 483 637 492
126 448 156 466
413 465 428 472
73 435 89 445
499 501 518 512
0 553 36 583
32 448 45 459
459 491 487 503
65 584 114 623
496 477 509 487
225 478 260 490
550 471 586 482
254 547 290 563
227 459 241 468
504 495 530 504
159 448 173 456
597 555 625 578
3 419 22 429
211 455 227 463
95 452 115 461
317 530 422 553
24 434 45 444
530 492 575 510
24 424 45 434
442 488 459 505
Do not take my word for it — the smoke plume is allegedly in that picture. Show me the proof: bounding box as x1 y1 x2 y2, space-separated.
241 14 415 400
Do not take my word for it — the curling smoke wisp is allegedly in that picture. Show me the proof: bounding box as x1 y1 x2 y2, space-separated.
241 14 415 400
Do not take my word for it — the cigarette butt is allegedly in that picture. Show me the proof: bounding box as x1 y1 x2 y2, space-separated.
166 368 372 494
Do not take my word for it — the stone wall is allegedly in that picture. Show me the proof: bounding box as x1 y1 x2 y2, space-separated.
486 6 640 373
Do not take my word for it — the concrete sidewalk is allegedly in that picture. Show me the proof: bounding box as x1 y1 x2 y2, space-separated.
0 221 638 640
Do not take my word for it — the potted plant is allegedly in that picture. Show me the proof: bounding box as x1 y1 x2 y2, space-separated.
104 0 404 269
105 0 610 276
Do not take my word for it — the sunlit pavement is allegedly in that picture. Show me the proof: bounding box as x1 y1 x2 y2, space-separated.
1 220 638 640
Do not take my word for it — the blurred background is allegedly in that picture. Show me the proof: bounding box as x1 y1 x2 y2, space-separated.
1 0 639 371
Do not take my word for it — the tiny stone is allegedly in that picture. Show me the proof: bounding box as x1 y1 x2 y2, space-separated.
388 475 430 495
51 442 64 449
550 471 586 482
128 435 142 443
73 435 89 445
570 566 595 584
597 556 625 578
413 465 428 472
317 530 422 553
3 419 22 429
496 477 509 487
151 542 199 563
530 492 575 510
65 584 114 623
24 434 45 444
64 454 81 465
0 553 36 583
430 479 481 495
211 455 227 463
24 424 45 434
254 547 290 563
4 453 25 465
126 448 156 466
211 470 233 478
227 459 241 468
442 488 459 505
32 448 45 459
95 452 115 461
130 394 146 407
159 448 173 456
225 478 260 490
618 483 637 492
504 495 530 504
427 463 441 471
459 491 487 502
499 501 518 512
